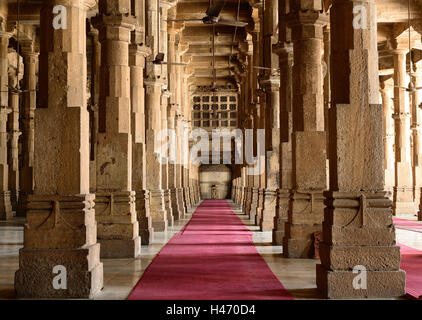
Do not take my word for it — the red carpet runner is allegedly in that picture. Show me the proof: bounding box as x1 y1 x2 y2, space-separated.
128 200 293 300
398 243 422 299
393 218 422 234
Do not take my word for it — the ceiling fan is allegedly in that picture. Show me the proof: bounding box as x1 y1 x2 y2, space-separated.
150 0 187 66
395 0 422 93
167 0 248 27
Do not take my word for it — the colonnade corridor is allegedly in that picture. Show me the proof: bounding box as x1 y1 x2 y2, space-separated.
2 0 422 309
1 198 422 300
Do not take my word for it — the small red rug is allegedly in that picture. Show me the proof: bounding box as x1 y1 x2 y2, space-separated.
127 200 293 300
398 243 422 299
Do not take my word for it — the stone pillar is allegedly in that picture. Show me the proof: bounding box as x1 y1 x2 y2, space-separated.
248 103 261 223
175 115 186 217
130 41 153 245
392 48 415 215
0 30 12 220
316 0 405 299
193 165 200 203
161 90 174 225
260 82 280 231
93 1 140 258
283 5 328 258
144 0 170 230
145 81 168 231
232 177 237 201
17 40 38 217
159 1 175 225
242 33 255 219
87 24 100 194
411 62 422 216
182 120 192 211
272 12 293 244
233 178 238 203
167 19 184 220
259 0 280 231
167 105 181 220
248 24 261 224
234 173 239 204
254 97 266 226
189 162 196 207
380 77 395 195
15 0 103 298
240 167 247 206
7 51 22 211
323 24 331 165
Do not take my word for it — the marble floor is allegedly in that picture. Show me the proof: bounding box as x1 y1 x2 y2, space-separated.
0 201 421 300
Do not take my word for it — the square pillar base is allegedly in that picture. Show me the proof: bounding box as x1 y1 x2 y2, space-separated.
255 188 265 226
170 188 181 221
15 194 103 298
260 189 277 231
319 191 406 299
272 190 289 245
316 264 406 299
393 187 416 215
183 187 191 210
0 191 13 220
176 188 186 217
99 238 141 259
95 191 141 258
148 189 168 232
249 188 259 222
135 189 154 245
15 245 104 298
243 188 252 217
283 191 324 258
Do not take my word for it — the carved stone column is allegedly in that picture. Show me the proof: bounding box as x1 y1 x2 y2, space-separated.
248 25 262 224
323 24 330 163
242 49 254 216
316 0 405 299
161 90 174 225
182 107 192 212
240 167 247 206
167 104 181 220
17 40 38 217
283 5 328 258
145 81 169 231
15 0 103 298
189 162 196 207
259 0 280 231
260 81 279 230
87 23 100 194
380 76 395 195
254 97 266 226
143 0 169 229
411 62 422 217
167 19 184 220
175 115 186 216
272 11 293 244
0 30 11 220
7 50 22 211
392 48 415 215
93 1 140 258
130 41 153 244
248 102 261 224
